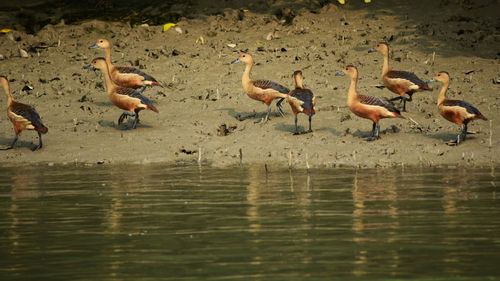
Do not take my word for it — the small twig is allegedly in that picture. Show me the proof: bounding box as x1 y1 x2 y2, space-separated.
198 146 202 166
489 120 493 149
305 153 310 171
239 148 243 165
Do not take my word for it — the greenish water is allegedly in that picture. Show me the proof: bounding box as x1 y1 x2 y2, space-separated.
0 165 499 280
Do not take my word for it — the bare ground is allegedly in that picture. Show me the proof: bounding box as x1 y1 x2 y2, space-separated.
0 0 499 168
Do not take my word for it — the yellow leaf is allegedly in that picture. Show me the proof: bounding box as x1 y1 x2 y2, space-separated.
162 23 176 32
0 28 13 34
364 0 371 3
338 0 345 4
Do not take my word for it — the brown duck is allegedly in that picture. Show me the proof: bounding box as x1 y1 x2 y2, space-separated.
286 70 316 134
343 65 404 141
231 51 288 123
85 57 159 129
374 42 431 112
0 76 48 150
90 38 161 91
434 71 487 145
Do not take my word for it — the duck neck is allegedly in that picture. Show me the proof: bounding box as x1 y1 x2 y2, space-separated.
348 75 358 105
1 81 13 107
100 64 116 94
294 76 304 89
104 47 113 68
437 80 449 106
382 51 390 77
242 63 253 92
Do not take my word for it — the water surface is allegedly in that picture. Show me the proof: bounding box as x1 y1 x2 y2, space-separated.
0 165 499 280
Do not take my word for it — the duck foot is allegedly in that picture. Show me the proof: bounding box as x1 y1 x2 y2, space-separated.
292 130 312 136
445 140 459 146
31 145 42 151
365 136 380 142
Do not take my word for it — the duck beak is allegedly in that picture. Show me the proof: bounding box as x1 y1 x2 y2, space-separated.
335 70 345 77
89 43 99 49
230 58 240 64
367 47 376 53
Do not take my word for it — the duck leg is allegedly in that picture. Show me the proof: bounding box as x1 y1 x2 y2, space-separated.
459 123 468 143
276 98 286 117
118 112 135 125
307 115 313 133
367 122 380 141
31 131 43 151
293 115 299 135
389 96 403 102
401 94 412 112
375 123 381 139
0 134 19 150
131 110 141 129
256 105 272 124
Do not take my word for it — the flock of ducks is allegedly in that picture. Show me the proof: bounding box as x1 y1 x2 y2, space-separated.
0 39 488 151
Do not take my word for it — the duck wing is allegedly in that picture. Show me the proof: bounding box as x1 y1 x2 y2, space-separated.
11 102 47 132
290 88 314 110
252 80 289 94
358 94 400 113
387 70 430 90
442 99 484 116
116 87 156 108
116 66 158 82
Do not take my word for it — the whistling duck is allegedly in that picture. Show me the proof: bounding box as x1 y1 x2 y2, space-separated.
231 51 289 123
0 76 48 150
434 71 487 145
343 65 404 141
373 42 431 112
85 57 159 129
89 38 161 91
286 70 316 134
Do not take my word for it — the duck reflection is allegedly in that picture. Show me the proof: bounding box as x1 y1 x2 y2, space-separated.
351 169 400 276
245 164 314 265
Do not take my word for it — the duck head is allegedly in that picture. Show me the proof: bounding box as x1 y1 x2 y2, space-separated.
231 51 254 65
89 38 111 49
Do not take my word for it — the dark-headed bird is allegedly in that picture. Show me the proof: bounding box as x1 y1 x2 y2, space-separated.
231 51 288 123
343 65 404 141
85 57 159 129
286 70 316 134
89 38 161 92
373 42 431 112
0 76 48 150
434 71 487 145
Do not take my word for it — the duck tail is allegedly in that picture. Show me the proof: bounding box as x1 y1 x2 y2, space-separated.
148 104 159 113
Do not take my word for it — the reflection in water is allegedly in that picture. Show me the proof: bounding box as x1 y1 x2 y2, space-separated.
0 165 499 280
351 169 401 277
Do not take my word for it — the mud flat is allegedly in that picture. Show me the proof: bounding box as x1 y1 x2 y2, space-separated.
0 0 498 168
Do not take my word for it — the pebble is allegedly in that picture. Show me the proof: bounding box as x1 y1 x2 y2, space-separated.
385 148 396 155
19 48 29 58
0 54 4 60
174 27 183 34
227 43 236 48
